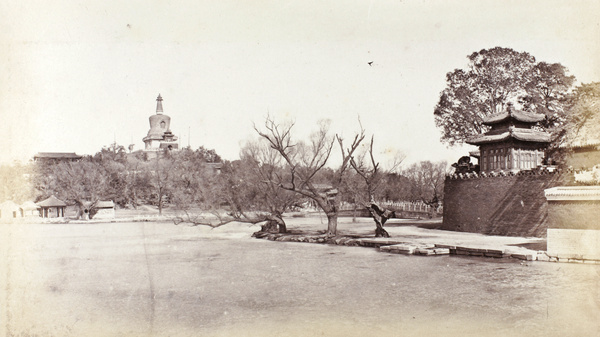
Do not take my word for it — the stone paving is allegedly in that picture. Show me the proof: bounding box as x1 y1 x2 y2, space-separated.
254 217 600 263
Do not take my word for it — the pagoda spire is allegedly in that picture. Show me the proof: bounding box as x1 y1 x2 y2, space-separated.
156 94 163 114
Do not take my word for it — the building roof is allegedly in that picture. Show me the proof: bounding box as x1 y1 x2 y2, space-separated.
568 138 600 149
20 201 40 210
483 109 546 125
469 150 481 158
467 128 551 145
96 200 115 208
545 186 600 201
82 200 115 209
0 200 19 210
206 162 223 169
34 152 82 160
37 195 67 207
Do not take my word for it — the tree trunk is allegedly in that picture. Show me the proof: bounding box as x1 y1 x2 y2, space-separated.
277 219 287 233
261 215 287 233
326 213 338 237
158 193 163 216
367 203 393 238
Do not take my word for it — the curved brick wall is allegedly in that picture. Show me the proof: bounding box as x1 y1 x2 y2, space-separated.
442 171 566 237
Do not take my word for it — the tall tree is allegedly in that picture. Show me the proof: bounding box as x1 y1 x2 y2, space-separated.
147 151 175 216
349 136 404 237
402 160 448 206
434 47 575 146
255 117 365 237
232 139 301 233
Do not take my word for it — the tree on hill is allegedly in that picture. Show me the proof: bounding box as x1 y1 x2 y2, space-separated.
434 47 575 146
255 117 365 237
168 147 219 221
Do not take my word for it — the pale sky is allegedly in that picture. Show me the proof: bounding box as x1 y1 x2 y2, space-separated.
1 0 599 167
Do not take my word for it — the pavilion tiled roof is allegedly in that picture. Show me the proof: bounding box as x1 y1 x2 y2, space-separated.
483 109 546 125
467 128 551 145
37 195 67 207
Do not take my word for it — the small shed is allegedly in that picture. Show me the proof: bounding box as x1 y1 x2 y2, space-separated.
20 201 41 218
0 200 20 220
83 200 116 220
37 195 67 218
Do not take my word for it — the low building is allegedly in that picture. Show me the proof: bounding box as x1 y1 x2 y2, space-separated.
20 201 41 218
37 195 67 218
83 200 116 220
34 152 82 162
0 200 20 220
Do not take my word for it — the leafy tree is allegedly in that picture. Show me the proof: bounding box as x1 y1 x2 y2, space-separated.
93 142 127 163
434 47 575 146
565 82 600 144
195 146 222 163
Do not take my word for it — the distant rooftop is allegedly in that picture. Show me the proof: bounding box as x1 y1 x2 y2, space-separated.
34 152 82 160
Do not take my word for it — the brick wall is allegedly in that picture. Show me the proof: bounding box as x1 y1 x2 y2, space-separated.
442 172 563 237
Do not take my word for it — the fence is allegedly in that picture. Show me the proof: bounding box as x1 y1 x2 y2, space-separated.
339 201 442 215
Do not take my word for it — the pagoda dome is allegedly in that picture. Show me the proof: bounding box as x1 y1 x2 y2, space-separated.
145 113 172 140
142 94 178 151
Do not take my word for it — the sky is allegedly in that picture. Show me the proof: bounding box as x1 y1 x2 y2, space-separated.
1 0 599 168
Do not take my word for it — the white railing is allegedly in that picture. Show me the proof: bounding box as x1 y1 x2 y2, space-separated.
339 201 442 214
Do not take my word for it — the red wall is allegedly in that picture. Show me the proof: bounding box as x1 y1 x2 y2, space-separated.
442 172 565 237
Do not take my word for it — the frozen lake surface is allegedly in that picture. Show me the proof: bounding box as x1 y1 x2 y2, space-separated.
2 220 599 337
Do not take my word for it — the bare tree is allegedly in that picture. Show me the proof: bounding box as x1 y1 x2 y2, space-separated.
231 139 302 233
403 160 448 207
349 136 404 237
146 151 176 216
35 159 109 218
255 116 365 237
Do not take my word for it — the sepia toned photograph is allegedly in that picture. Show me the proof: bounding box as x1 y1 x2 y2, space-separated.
1 1 599 336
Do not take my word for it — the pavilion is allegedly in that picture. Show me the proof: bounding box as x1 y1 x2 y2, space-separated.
37 195 67 218
467 104 552 173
